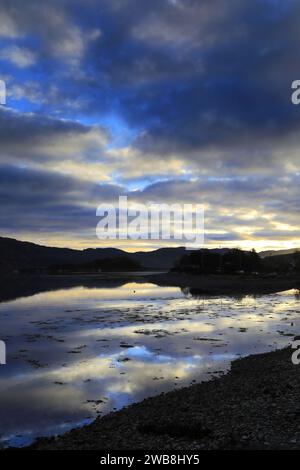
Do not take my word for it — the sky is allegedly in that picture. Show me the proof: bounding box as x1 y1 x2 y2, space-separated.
0 0 300 251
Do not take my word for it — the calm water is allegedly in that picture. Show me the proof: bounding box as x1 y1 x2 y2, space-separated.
0 282 299 447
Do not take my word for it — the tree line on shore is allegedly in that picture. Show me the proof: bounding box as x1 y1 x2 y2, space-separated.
173 248 300 275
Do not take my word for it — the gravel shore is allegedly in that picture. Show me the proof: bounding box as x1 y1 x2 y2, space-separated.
28 344 300 450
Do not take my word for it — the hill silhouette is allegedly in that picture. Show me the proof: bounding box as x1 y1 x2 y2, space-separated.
0 236 187 273
1 236 299 275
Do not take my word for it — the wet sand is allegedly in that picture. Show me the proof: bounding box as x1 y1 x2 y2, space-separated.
27 344 300 450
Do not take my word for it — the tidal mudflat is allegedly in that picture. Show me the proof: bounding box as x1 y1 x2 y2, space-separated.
0 282 299 447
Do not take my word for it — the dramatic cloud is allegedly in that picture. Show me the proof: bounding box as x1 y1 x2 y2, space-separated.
0 0 299 250
0 0 101 65
0 108 108 164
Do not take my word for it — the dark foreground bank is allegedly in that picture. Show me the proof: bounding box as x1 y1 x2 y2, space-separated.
25 344 299 450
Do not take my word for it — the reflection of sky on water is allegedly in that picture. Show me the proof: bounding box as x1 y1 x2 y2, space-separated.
0 283 299 447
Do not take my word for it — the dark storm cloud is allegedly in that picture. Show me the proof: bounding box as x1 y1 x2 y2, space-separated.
133 175 278 202
0 108 108 163
114 0 300 164
0 0 101 63
0 108 88 145
0 165 123 233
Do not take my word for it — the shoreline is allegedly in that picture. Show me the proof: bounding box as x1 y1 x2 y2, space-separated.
148 272 300 296
0 272 299 304
26 343 300 450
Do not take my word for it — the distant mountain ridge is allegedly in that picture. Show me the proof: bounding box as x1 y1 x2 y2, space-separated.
0 236 298 274
0 236 188 272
